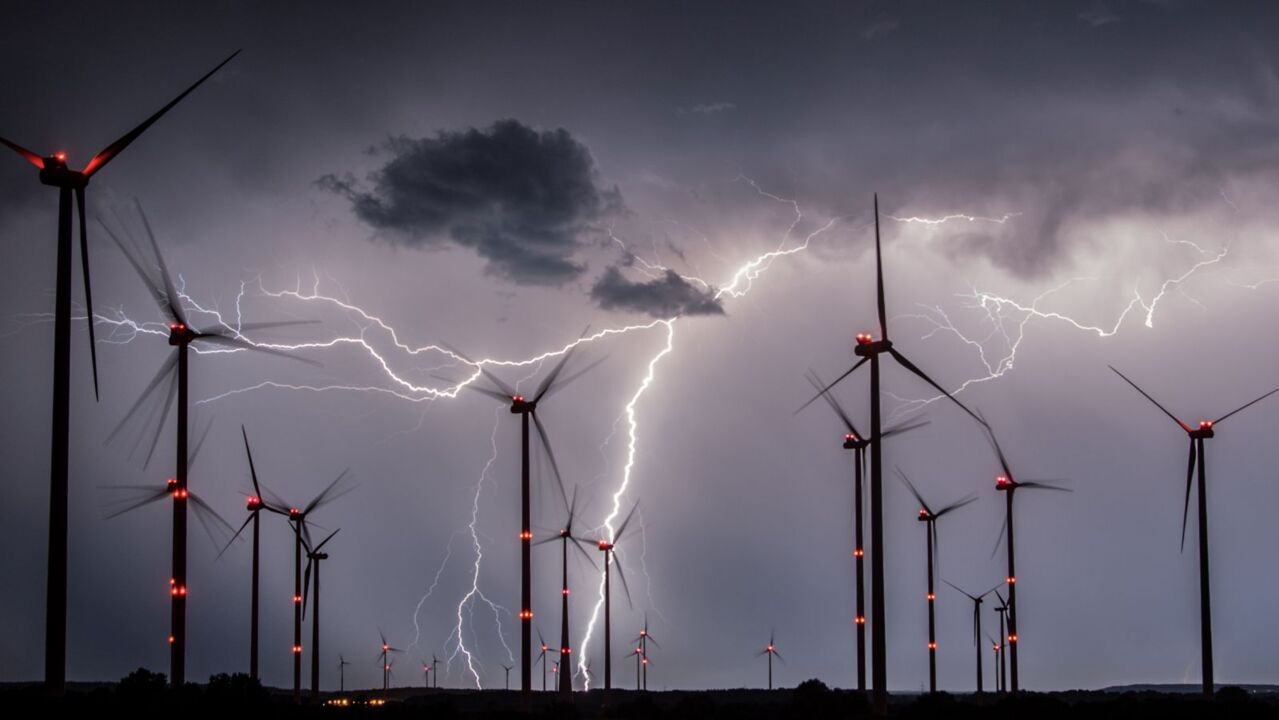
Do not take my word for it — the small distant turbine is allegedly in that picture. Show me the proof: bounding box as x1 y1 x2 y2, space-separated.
942 579 1003 693
596 502 639 690
757 631 784 690
376 630 404 693
501 663 513 690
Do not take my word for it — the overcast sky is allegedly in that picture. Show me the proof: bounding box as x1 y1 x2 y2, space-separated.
3 0 1279 693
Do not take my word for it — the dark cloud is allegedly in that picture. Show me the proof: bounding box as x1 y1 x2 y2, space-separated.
590 265 724 318
319 119 623 286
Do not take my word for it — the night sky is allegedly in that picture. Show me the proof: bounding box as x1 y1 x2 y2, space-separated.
3 0 1279 692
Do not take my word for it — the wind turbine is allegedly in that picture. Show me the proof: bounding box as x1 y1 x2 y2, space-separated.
596 502 639 690
986 634 1001 693
446 337 604 693
423 662 431 688
1109 366 1279 697
304 529 340 701
104 202 317 689
632 646 643 690
217 425 274 680
993 591 1008 693
339 655 350 692
983 420 1069 693
431 653 439 688
103 421 235 670
534 487 597 693
0 50 239 692
898 469 976 692
377 630 403 693
264 472 353 703
501 664 513 690
798 370 926 691
942 579 1003 693
757 632 784 690
536 631 550 691
635 616 658 691
799 195 985 714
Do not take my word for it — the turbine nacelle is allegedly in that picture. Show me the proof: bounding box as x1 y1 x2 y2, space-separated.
168 322 197 346
37 153 88 188
597 540 614 552
917 508 931 521
509 395 536 414
288 507 301 520
246 495 262 510
843 432 868 450
1190 420 1215 439
853 334 893 358
995 474 1015 491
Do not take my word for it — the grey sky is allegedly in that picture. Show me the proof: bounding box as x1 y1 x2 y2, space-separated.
3 0 1279 693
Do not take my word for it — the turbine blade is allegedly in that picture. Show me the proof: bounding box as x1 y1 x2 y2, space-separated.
614 502 640 543
302 559 313 620
887 348 984 426
82 50 242 177
1108 366 1190 431
315 528 340 552
75 187 99 401
874 193 887 340
1181 440 1196 553
1213 386 1279 425
241 425 263 497
102 488 169 519
194 332 323 366
895 467 930 515
190 492 236 548
0 135 44 168
990 513 1008 559
1017 480 1071 492
804 369 860 437
187 416 214 469
134 200 187 326
570 537 600 570
794 358 868 415
979 414 1015 483
941 578 977 601
217 513 254 560
304 468 353 515
533 331 586 402
538 354 608 403
531 412 569 515
231 319 321 333
100 216 173 322
934 493 978 517
612 552 635 609
440 343 517 397
431 375 511 402
881 418 930 439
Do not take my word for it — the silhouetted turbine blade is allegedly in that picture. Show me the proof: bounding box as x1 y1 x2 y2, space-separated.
614 502 640 542
804 369 860 437
0 135 44 168
1108 366 1189 431
134 200 187 326
533 331 587 402
612 552 634 609
190 492 236 548
432 374 510 402
882 418 930 439
887 348 983 426
531 412 569 514
978 414 1015 483
75 187 99 401
194 332 323 366
874 193 887 341
1213 385 1279 425
103 487 169 519
302 559 313 619
218 513 255 560
441 343 517 397
539 355 608 403
101 217 173 323
305 468 354 515
315 528 340 552
895 467 930 515
935 494 978 517
942 578 977 601
188 416 214 469
795 358 868 415
1181 440 1196 553
990 514 1008 559
82 50 242 177
1018 481 1071 492
570 537 600 570
241 425 263 497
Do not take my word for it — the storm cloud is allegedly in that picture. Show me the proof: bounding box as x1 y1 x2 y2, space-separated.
320 119 623 286
590 265 724 318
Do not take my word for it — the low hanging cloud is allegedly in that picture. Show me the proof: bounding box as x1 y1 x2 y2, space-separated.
590 266 724 318
319 119 623 286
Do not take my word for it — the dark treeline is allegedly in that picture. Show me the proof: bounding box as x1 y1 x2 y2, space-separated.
3 674 1277 718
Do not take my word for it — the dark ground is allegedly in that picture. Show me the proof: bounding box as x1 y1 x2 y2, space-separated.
4 673 1278 718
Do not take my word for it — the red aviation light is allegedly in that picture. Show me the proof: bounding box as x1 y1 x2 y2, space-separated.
918 508 928 518
562 588 569 596
854 548 864 558
246 495 261 509
926 593 935 601
289 507 301 519
928 642 937 650
642 658 648 665
855 616 865 625
382 643 389 651
767 644 774 652
1008 634 1018 643
1006 576 1016 584
562 647 571 654
856 333 873 345
640 630 646 637
520 609 533 620
1200 420 1213 429
520 530 533 541
55 152 67 162
541 644 549 652
845 433 857 442
513 395 524 403
996 475 1009 487
174 489 188 500
168 635 175 644
294 595 303 604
